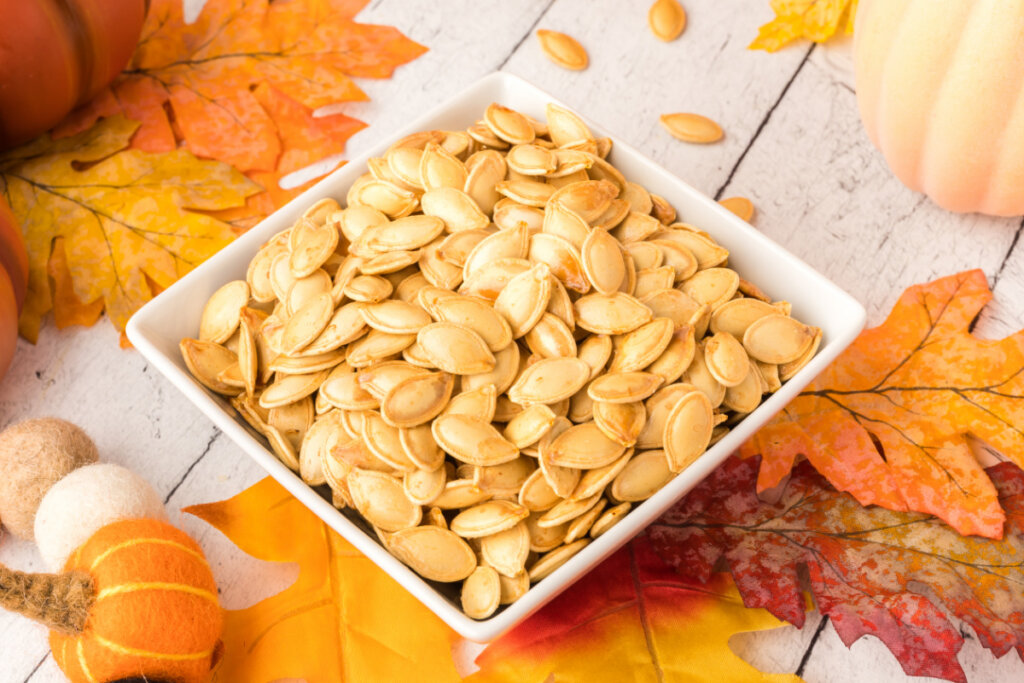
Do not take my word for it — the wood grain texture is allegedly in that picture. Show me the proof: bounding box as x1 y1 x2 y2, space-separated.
1 1 1022 681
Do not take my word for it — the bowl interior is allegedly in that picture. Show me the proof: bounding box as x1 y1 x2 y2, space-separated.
128 71 865 641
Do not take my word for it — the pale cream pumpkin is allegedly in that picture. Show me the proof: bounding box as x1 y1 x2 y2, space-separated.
854 0 1024 216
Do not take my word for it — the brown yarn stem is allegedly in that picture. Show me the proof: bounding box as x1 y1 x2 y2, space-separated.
0 565 94 634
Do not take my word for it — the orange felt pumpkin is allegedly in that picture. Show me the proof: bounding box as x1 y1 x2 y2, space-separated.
854 0 1024 216
0 0 147 148
49 519 223 683
0 266 17 381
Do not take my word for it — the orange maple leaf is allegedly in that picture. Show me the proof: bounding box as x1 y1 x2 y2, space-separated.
186 477 463 683
743 270 1024 539
469 538 800 683
750 0 859 52
57 0 424 173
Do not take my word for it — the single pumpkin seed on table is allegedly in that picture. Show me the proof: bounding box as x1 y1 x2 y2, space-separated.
536 29 589 70
660 112 724 144
182 98 821 619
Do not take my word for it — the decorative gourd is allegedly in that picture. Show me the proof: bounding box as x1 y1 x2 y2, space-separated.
0 0 147 148
0 519 223 683
854 0 1024 216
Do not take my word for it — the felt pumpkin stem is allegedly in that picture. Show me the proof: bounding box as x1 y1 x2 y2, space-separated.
0 565 93 634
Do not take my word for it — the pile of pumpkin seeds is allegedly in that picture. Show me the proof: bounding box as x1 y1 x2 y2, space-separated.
180 101 821 620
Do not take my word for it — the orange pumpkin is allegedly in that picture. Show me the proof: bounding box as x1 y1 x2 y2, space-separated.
0 196 25 381
854 0 1024 216
0 0 147 148
50 519 224 683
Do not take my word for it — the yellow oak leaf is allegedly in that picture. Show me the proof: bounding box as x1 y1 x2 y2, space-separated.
750 0 858 52
186 477 462 683
0 116 259 340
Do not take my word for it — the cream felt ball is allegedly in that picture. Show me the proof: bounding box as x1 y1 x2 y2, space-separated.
34 463 168 571
0 417 99 540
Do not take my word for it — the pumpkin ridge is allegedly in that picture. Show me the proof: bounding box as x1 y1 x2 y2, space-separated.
88 537 209 573
95 581 218 605
885 0 974 188
92 632 217 661
50 0 94 109
76 639 97 683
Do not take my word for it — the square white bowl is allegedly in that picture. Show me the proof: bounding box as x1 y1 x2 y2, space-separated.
127 71 866 642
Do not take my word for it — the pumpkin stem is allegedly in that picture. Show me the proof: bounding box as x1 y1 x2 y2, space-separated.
0 565 93 634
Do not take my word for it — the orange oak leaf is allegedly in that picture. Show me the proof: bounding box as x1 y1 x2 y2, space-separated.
750 0 858 52
0 116 259 340
650 455 1024 682
186 477 462 683
742 270 1024 539
469 538 800 683
56 0 425 173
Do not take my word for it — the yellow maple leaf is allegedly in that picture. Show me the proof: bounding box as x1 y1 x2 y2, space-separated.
750 0 858 52
186 477 463 683
0 116 259 340
469 537 801 683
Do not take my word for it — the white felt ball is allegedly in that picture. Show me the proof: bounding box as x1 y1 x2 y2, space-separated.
34 463 168 571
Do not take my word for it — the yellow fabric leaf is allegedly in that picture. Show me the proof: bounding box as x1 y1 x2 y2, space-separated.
750 0 858 52
185 477 463 683
0 116 259 338
469 537 801 683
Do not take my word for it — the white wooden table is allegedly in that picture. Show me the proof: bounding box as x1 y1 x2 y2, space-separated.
2 1 1023 681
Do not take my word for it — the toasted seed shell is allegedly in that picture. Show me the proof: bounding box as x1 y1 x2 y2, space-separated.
259 370 328 408
461 342 521 394
200 280 249 344
710 298 779 339
417 322 496 375
581 227 626 295
389 526 477 582
704 332 750 387
404 466 447 506
485 103 536 145
508 357 591 405
612 449 674 502
498 570 530 604
574 292 651 335
400 424 446 471
432 414 520 466
463 224 530 278
723 360 764 414
529 539 589 582
518 468 562 511
507 144 558 175
480 521 531 578
362 412 419 472
590 502 630 538
433 479 492 509
779 326 822 381
462 565 501 619
348 469 422 532
181 339 241 396
493 262 552 338
524 312 577 358
588 371 663 403
290 219 340 278
529 233 589 294
593 400 646 446
475 457 537 496
360 299 431 335
743 314 815 364
451 500 530 538
421 187 490 232
660 112 724 144
536 29 588 70
381 372 454 427
681 268 740 310
563 498 607 543
663 390 713 473
547 421 626 469
444 384 498 422
503 403 557 448
648 0 687 41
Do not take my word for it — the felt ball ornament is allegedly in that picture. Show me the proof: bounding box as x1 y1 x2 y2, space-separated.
0 519 223 683
0 418 99 539
854 0 1024 216
35 463 168 571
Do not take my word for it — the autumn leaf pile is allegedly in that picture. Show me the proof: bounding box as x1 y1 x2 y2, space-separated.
0 0 425 341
